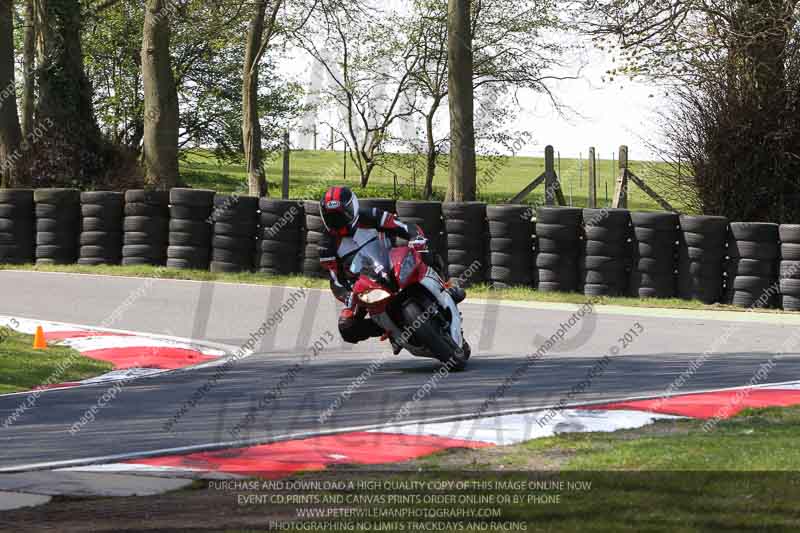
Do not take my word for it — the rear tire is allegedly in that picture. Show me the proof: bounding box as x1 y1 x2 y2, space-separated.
400 299 468 371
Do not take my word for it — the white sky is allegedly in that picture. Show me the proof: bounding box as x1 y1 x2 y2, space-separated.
279 9 667 162
515 46 667 161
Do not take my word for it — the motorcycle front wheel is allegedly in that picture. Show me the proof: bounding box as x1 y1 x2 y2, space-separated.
400 299 469 371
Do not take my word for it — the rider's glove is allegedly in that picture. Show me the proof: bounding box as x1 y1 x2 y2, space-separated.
409 236 429 252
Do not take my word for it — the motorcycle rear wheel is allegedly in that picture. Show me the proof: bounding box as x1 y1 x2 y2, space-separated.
400 299 469 371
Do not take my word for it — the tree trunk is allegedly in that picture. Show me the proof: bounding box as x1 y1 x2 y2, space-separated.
35 0 96 133
361 161 375 188
446 0 476 202
142 0 179 189
242 1 267 197
424 107 437 199
0 0 22 187
32 0 108 187
21 0 34 138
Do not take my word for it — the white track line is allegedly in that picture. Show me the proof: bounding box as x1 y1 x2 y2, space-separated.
375 409 682 445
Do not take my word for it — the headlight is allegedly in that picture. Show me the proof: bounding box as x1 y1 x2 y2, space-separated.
358 288 392 304
399 253 417 284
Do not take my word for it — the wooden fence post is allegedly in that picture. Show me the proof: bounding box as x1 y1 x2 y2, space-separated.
612 145 629 209
544 145 556 206
282 131 290 199
588 147 597 208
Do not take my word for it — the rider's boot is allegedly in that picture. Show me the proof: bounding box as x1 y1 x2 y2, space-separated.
390 337 403 355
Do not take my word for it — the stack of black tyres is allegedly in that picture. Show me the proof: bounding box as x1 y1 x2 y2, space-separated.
303 200 325 278
725 222 779 308
258 199 304 275
535 207 582 292
359 198 396 215
35 188 80 265
779 224 800 311
628 212 679 298
581 208 631 296
443 202 486 285
396 201 445 266
210 195 259 273
167 188 215 270
677 215 728 303
78 192 124 266
0 189 34 264
487 205 534 288
122 190 170 265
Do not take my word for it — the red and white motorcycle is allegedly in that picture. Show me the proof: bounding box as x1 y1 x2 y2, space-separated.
349 235 470 370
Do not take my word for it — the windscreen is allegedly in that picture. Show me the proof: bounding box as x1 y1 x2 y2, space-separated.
348 237 393 284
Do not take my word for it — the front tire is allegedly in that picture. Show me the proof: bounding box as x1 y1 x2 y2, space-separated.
400 299 468 371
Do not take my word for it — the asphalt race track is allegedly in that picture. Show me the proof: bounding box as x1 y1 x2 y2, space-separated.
2 270 800 470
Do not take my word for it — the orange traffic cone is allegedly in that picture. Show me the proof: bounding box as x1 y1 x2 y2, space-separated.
33 326 47 350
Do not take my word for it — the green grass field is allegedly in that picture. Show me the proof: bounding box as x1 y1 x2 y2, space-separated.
0 330 112 394
181 149 691 212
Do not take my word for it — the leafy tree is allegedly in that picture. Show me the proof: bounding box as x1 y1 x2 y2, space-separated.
407 0 568 198
580 0 800 220
295 0 420 188
447 0 476 201
82 1 144 149
20 0 34 137
142 0 179 188
81 0 305 187
27 0 136 189
0 0 22 187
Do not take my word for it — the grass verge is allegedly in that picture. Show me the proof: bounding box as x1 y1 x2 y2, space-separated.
260 406 800 532
6 407 800 531
0 330 113 394
1 262 788 315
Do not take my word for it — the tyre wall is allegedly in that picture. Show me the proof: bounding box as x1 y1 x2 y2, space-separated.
780 224 800 310
725 222 779 308
629 212 679 298
487 205 534 288
122 190 170 266
35 188 80 265
210 195 259 273
677 215 728 304
0 189 34 264
259 199 304 275
442 202 486 286
302 200 325 278
534 207 582 292
581 208 631 296
3 188 800 310
79 191 124 266
167 188 215 270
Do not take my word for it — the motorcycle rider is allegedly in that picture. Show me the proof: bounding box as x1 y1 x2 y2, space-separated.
318 186 465 345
